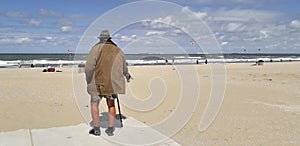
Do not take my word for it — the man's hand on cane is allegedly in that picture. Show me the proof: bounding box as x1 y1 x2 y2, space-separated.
126 74 133 83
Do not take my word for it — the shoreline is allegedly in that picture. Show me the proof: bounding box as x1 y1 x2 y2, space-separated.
1 59 300 69
1 53 300 68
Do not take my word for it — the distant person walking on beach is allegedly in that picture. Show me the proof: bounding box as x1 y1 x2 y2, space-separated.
85 30 131 136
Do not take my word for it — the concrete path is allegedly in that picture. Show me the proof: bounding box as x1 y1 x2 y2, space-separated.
0 117 180 146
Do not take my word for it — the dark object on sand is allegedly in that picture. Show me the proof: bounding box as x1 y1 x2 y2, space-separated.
257 60 264 65
48 67 55 72
78 64 85 67
42 67 56 72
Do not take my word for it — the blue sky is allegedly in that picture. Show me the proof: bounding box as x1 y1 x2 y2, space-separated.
0 0 299 54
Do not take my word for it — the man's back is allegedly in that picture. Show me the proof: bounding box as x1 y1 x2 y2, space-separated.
94 42 126 95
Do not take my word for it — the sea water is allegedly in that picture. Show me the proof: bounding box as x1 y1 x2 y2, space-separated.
0 53 300 68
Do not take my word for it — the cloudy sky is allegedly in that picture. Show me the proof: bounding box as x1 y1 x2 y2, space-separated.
0 0 299 54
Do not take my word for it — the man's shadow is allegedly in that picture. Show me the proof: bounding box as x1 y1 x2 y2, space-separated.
89 112 127 128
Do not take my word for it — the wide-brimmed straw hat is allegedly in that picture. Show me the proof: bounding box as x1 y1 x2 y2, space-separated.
98 30 111 39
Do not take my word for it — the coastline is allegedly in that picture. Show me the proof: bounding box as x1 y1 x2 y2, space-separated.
0 62 299 145
1 53 300 68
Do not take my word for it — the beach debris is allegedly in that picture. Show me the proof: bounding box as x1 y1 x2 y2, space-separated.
42 66 62 72
257 60 264 65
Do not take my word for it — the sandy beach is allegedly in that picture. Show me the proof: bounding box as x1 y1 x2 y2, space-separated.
0 68 84 131
0 62 299 145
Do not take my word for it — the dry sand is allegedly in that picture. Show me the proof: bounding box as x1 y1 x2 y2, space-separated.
0 68 84 131
0 62 299 145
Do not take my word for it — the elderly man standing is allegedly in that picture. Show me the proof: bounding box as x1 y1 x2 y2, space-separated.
85 30 131 136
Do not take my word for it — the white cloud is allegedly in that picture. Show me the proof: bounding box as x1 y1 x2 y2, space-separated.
134 5 299 53
61 25 72 32
259 30 270 39
290 20 300 28
142 16 175 29
173 29 183 34
146 31 166 36
219 35 225 40
18 37 31 43
153 16 173 25
207 9 283 23
222 22 246 32
181 6 191 13
5 11 27 18
221 41 228 46
1 1 298 53
117 34 137 42
120 36 130 41
39 9 60 17
177 0 276 5
45 36 54 40
265 42 281 49
56 18 73 26
113 34 121 38
181 6 208 20
195 12 208 20
39 36 55 43
0 37 32 44
180 26 189 33
28 19 41 26
228 36 240 41
131 34 137 38
244 30 270 42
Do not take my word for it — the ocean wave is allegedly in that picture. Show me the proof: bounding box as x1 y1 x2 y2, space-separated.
1 54 300 68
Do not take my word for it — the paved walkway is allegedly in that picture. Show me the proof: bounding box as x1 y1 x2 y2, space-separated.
0 117 180 146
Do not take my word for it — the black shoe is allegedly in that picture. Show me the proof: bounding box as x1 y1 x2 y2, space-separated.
105 127 115 136
89 129 100 136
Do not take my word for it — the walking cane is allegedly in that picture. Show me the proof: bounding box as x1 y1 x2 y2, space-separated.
116 74 132 127
116 96 123 127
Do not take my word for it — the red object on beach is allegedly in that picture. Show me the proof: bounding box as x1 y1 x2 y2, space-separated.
48 67 55 72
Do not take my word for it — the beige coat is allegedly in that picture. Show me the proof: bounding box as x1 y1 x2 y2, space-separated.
85 42 129 96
